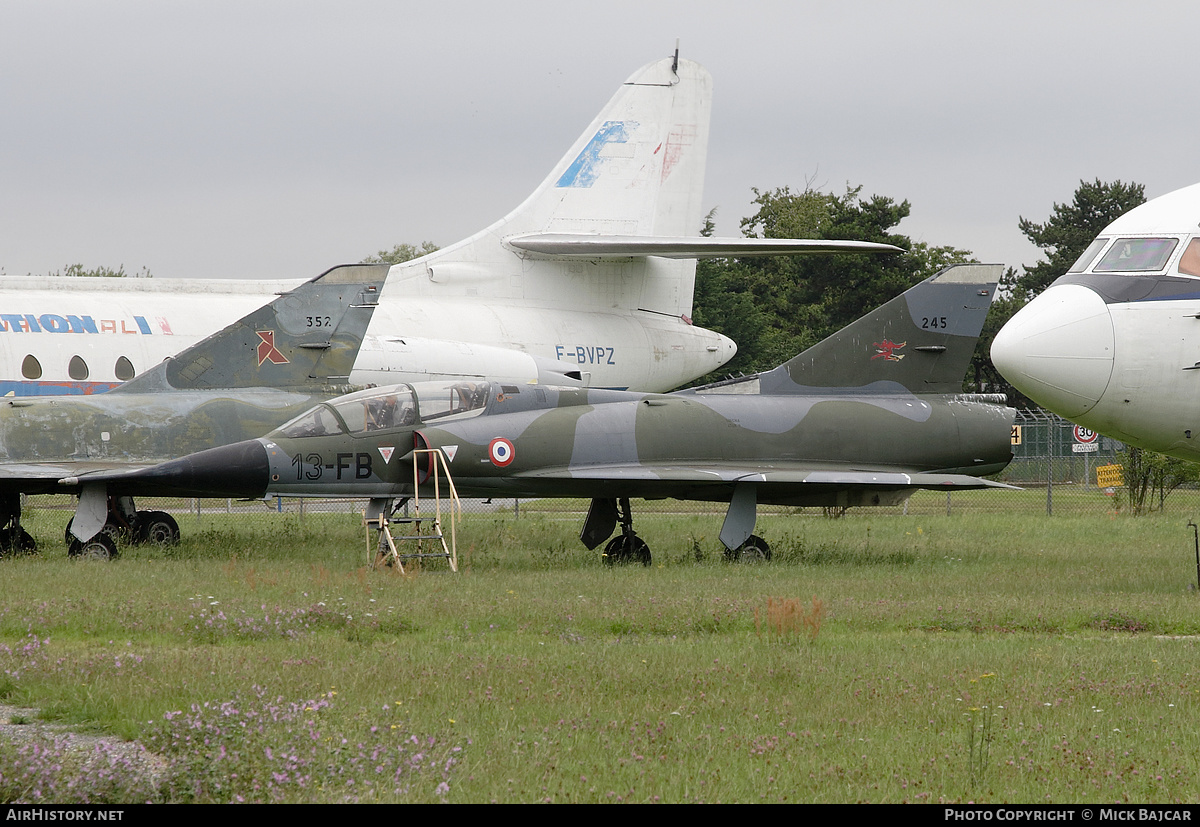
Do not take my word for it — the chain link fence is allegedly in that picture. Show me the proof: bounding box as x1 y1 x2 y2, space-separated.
15 407 1194 554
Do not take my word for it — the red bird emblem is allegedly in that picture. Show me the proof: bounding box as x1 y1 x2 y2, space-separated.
871 339 906 362
256 330 289 366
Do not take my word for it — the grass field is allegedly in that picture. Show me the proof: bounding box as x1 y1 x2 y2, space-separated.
3 502 1200 803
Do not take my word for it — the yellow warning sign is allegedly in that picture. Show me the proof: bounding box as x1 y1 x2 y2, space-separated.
1096 464 1124 488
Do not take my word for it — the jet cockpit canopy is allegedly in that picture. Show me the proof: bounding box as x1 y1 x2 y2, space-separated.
274 381 493 438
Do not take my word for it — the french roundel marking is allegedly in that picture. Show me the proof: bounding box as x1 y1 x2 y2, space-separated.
488 437 515 467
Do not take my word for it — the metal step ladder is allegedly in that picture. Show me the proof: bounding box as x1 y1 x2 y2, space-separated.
364 448 460 573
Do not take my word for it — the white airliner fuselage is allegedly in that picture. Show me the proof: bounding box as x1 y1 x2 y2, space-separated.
0 272 730 395
992 181 1200 460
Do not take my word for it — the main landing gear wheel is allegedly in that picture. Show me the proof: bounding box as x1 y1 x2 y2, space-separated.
64 518 125 546
0 526 36 557
603 535 651 567
136 511 180 546
725 534 771 563
68 533 119 560
0 492 35 557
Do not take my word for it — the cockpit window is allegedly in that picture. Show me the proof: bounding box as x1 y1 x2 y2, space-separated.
1068 237 1110 273
278 405 344 438
1178 238 1200 278
417 381 492 421
274 383 490 440
1094 237 1179 273
331 387 418 434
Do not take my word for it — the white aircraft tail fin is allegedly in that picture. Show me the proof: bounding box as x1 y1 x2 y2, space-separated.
513 55 711 240
400 54 713 318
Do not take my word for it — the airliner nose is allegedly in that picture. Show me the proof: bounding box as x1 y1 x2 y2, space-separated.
991 284 1114 418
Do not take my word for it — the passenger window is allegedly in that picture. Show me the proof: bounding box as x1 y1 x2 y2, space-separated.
115 356 135 381
68 355 89 381
1178 239 1200 278
21 355 41 380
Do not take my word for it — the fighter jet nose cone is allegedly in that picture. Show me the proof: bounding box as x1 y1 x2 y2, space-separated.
992 284 1115 418
140 439 271 499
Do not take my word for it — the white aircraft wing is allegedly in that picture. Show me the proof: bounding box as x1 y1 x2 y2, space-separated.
505 234 902 259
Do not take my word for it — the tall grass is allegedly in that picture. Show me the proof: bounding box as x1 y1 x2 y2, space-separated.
3 507 1200 802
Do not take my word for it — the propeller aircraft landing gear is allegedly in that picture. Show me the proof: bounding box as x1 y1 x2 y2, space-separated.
68 533 119 560
724 534 771 562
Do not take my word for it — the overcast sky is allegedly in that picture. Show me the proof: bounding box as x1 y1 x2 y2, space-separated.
2 0 1197 281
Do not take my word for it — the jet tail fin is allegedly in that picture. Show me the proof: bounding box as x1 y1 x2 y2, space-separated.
403 54 713 319
761 264 1002 394
509 56 710 244
115 263 387 392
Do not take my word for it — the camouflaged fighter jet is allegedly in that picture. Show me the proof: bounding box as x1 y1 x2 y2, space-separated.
0 263 385 558
94 263 1016 564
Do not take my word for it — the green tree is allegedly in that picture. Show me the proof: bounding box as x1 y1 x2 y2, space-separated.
1016 179 1145 297
361 242 440 265
692 211 769 380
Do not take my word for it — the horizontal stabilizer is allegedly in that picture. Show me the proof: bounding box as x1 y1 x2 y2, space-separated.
505 234 902 259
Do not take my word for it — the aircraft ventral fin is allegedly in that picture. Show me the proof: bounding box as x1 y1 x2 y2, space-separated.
504 234 902 260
